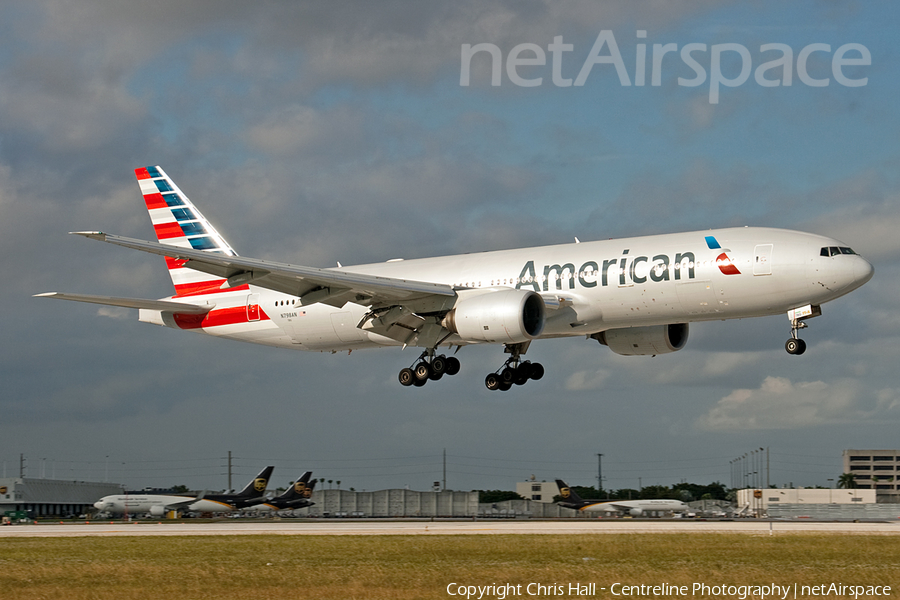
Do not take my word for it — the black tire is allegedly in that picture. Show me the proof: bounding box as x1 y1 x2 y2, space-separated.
412 376 428 387
414 362 432 380
445 356 461 376
785 339 805 355
485 373 501 391
498 381 512 391
529 362 545 380
399 368 415 387
500 367 516 384
431 355 447 375
514 364 530 385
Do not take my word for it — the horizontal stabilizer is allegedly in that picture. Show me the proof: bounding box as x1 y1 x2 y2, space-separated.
34 292 213 314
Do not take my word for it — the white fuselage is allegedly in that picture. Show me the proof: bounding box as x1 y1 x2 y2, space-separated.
94 494 237 515
138 227 873 352
580 499 689 513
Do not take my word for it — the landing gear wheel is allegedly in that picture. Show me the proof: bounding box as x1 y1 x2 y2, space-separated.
445 356 461 376
412 376 428 387
529 362 544 380
513 364 530 386
785 338 807 355
500 367 516 385
414 362 432 381
431 355 448 376
399 368 415 387
485 373 502 391
498 381 512 391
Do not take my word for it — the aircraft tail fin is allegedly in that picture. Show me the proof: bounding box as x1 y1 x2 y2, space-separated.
236 466 274 498
134 166 238 297
555 479 584 504
273 471 314 503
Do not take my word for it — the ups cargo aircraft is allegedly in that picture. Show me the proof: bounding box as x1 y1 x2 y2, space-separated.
555 479 689 516
258 471 317 511
93 466 274 516
37 166 874 391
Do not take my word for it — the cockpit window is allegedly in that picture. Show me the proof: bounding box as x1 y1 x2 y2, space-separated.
820 246 858 257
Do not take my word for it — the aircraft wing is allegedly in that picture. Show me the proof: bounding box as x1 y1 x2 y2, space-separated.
72 232 456 309
34 292 213 314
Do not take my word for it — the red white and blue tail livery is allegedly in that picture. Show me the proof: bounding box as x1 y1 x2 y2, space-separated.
37 166 874 391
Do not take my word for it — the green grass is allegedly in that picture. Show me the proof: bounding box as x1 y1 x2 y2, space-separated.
1 534 898 599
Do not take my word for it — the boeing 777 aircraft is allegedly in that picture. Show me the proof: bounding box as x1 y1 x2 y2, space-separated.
555 479 688 516
94 466 274 516
38 166 874 391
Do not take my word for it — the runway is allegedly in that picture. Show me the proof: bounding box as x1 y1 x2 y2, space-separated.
3 519 900 537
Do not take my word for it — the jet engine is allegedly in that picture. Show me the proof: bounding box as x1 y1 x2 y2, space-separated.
442 289 545 343
149 505 167 517
594 323 689 356
629 507 643 517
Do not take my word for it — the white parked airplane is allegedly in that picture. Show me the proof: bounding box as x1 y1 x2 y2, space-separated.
38 166 873 390
94 466 274 516
555 479 688 516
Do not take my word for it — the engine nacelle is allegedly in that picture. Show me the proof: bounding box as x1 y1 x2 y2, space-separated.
149 505 166 517
629 507 643 517
442 289 545 343
595 323 689 356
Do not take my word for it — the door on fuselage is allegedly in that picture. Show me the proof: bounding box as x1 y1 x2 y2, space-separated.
753 244 773 276
247 293 261 321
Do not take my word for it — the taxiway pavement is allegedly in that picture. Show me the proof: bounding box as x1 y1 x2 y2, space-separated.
2 519 899 537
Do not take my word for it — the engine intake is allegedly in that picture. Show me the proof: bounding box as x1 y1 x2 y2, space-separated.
443 289 545 343
594 323 689 356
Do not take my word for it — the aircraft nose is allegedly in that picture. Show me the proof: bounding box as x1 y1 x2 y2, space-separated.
93 501 104 509
854 256 875 286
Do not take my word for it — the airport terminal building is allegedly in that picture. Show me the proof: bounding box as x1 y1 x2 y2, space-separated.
843 449 900 502
0 478 123 518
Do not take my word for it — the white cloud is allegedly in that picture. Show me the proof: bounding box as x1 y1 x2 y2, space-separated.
696 375 900 431
650 351 763 384
245 104 365 158
564 368 610 391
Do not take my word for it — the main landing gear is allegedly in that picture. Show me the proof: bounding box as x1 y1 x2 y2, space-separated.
398 351 461 387
484 343 544 391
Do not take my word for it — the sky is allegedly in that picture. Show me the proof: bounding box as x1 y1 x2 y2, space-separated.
2 0 899 494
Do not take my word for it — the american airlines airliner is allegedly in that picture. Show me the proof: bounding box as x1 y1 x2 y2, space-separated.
37 166 874 390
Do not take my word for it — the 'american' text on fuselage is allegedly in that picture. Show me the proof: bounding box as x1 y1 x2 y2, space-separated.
515 250 697 292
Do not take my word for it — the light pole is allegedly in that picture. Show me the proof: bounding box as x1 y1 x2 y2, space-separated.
743 454 748 488
597 453 603 497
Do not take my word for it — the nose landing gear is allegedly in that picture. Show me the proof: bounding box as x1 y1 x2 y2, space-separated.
784 304 821 355
785 336 807 355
